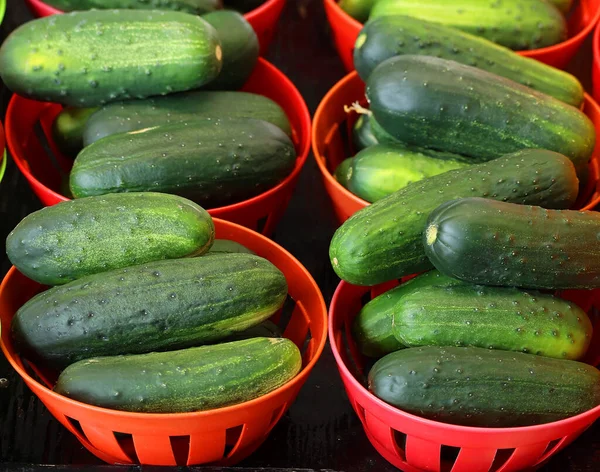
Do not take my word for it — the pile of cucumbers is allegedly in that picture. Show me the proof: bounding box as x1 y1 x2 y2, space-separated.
0 7 296 208
5 192 301 413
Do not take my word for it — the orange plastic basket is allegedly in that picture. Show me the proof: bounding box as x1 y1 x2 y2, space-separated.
6 57 311 237
324 0 600 71
312 71 600 225
594 23 600 101
329 278 600 472
0 217 327 467
24 0 287 56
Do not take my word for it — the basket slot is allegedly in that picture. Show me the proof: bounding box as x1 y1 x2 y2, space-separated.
132 433 176 465
364 411 402 460
450 446 496 472
79 423 133 464
282 300 310 349
187 430 226 465
405 435 441 472
226 414 272 459
494 442 548 472
301 338 316 366
353 401 366 424
268 403 289 429
536 432 584 465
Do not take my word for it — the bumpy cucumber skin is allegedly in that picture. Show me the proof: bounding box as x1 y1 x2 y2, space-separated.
367 56 595 171
207 239 256 255
425 198 600 290
12 253 288 369
392 284 592 360
71 118 296 206
329 150 579 286
6 192 214 286
52 107 99 159
55 337 301 413
0 10 222 107
369 0 567 50
353 114 379 151
354 16 583 107
348 144 470 203
353 270 463 358
339 0 376 22
369 346 600 427
43 0 222 13
83 91 292 146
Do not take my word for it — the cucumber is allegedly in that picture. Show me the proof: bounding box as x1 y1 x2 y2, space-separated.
367 56 595 172
207 239 256 254
83 91 291 146
334 158 353 189
0 10 222 107
549 0 573 14
353 270 463 358
223 320 282 341
392 283 592 360
55 337 301 413
12 253 288 369
369 0 567 50
347 144 471 203
352 114 379 151
42 0 222 14
52 107 99 159
369 346 600 427
339 0 376 22
202 10 259 90
223 0 265 13
354 15 583 107
425 198 600 290
71 118 297 206
329 150 579 286
6 192 214 286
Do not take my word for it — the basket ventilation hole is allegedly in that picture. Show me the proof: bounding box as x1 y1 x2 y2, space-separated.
489 448 517 472
539 438 564 462
224 425 244 458
256 215 269 234
65 417 85 439
114 432 139 463
269 403 288 429
392 430 408 456
169 435 191 466
440 444 462 472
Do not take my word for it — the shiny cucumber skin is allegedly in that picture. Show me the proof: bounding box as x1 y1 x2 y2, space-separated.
329 150 579 286
12 253 288 369
392 284 592 360
339 0 376 22
52 107 99 159
43 0 222 13
425 198 600 290
334 158 353 189
369 346 600 427
0 10 222 107
354 15 583 107
206 239 256 255
369 0 567 50
353 114 379 151
71 118 297 207
55 337 301 413
6 192 214 286
83 91 291 146
367 56 595 171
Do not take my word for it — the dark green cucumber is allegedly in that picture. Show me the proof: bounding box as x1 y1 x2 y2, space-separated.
0 10 222 107
71 118 296 206
6 192 214 286
12 253 288 369
202 10 259 90
352 114 379 151
339 0 375 22
83 91 291 146
353 270 463 358
425 198 600 290
367 56 595 172
369 346 600 427
52 107 99 159
369 0 567 50
329 150 579 286
334 158 353 189
347 144 470 203
223 320 282 341
43 0 222 13
55 337 300 413
354 16 583 106
223 0 265 13
207 239 256 255
392 284 592 360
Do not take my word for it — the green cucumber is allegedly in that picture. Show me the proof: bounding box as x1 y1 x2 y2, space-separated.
329 150 579 286
6 192 214 286
354 15 583 107
392 284 592 360
369 0 567 50
347 144 470 203
549 0 573 14
83 91 291 146
207 239 256 254
369 346 600 427
223 320 282 341
12 253 288 369
71 118 296 206
339 0 375 22
0 10 222 107
367 56 595 172
223 0 265 13
52 107 99 159
55 337 300 413
202 10 259 90
425 197 600 290
352 114 379 151
334 158 353 189
42 0 222 13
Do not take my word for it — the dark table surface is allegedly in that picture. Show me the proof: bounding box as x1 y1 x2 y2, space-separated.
0 0 599 470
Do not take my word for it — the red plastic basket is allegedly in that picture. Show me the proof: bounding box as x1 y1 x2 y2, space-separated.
6 57 311 237
312 71 600 225
329 278 600 472
0 217 327 467
324 0 600 71
0 120 5 184
594 22 600 101
24 0 286 56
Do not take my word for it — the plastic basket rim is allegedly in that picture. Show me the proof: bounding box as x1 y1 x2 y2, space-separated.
5 57 311 213
328 279 600 436
0 120 5 184
324 0 600 57
312 70 600 212
594 15 600 66
0 217 328 421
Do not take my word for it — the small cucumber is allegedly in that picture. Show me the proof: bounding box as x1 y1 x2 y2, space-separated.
339 0 376 22
334 158 353 189
548 0 573 14
207 239 256 255
52 107 99 159
352 114 379 151
42 0 222 13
